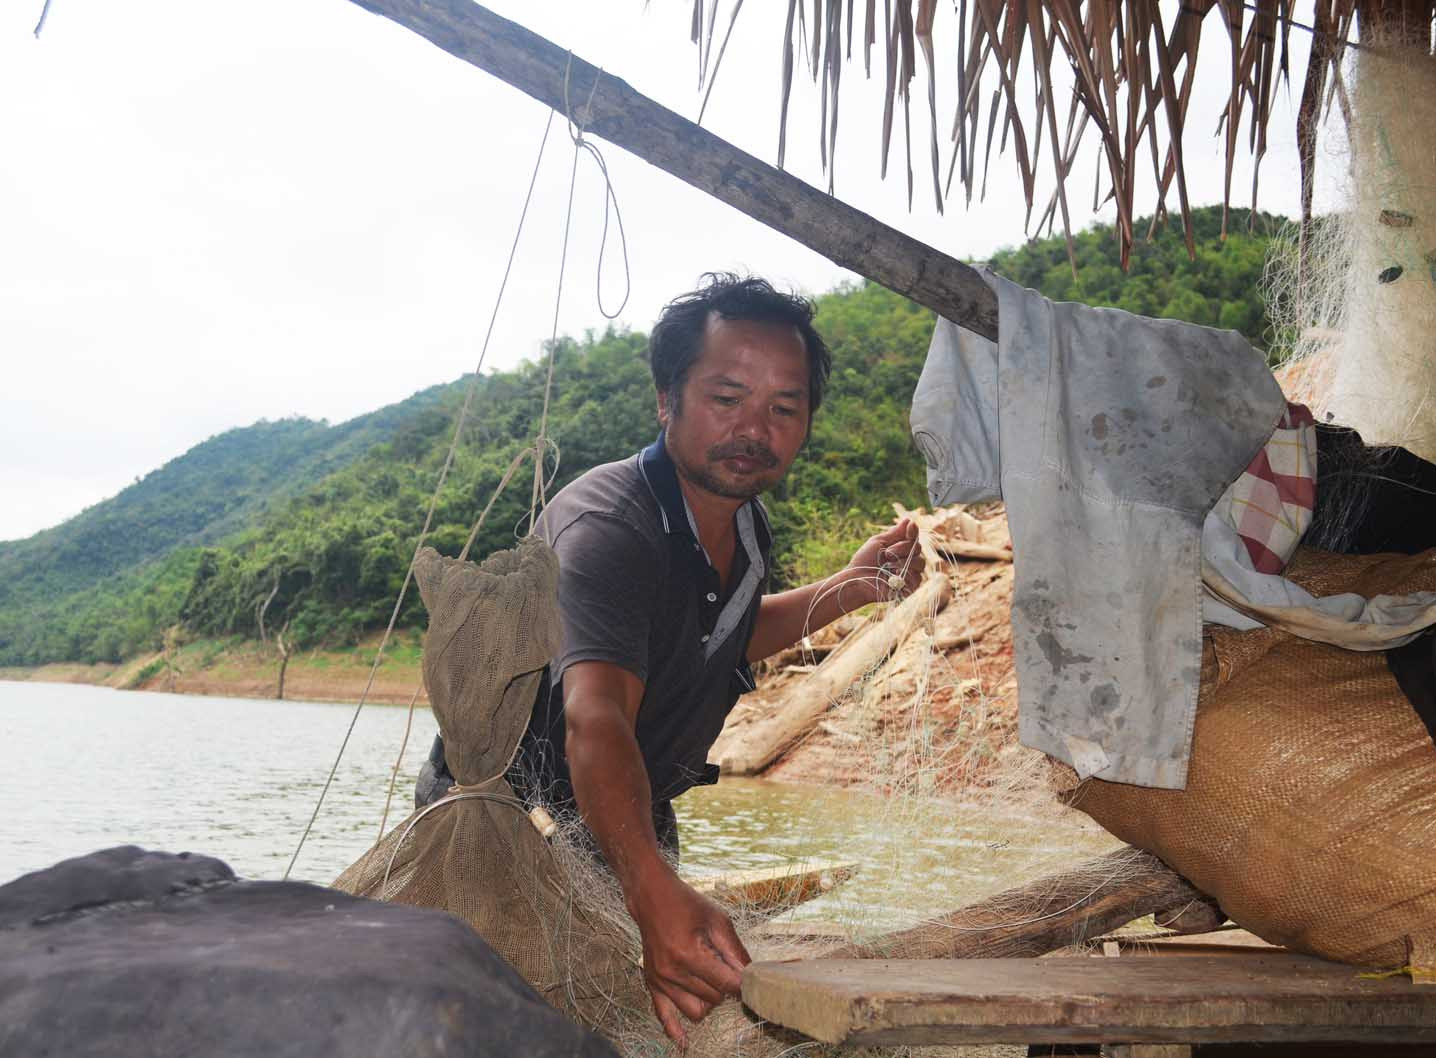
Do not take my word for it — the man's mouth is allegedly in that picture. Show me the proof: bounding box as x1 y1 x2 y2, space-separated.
709 443 779 474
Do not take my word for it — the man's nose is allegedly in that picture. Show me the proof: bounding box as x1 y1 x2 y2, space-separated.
733 405 770 442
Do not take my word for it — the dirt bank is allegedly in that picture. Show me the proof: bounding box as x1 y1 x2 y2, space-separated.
722 505 1029 795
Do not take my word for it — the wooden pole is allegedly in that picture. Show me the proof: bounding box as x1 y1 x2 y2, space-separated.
346 0 999 341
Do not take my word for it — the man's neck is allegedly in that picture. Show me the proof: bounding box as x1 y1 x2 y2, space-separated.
674 472 743 571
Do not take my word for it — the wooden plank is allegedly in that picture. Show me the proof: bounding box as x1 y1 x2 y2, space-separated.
689 861 857 913
1194 1045 1436 1058
741 954 1436 1047
346 0 1000 340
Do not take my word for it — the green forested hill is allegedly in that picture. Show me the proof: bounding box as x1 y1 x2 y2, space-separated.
989 206 1282 350
0 385 452 663
1 204 1287 668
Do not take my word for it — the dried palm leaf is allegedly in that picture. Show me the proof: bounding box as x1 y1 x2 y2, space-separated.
917 0 943 211
696 0 745 126
778 0 798 168
686 0 1365 265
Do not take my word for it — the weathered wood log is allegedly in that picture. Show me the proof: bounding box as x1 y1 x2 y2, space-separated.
346 0 999 340
713 573 953 775
936 540 1014 562
825 846 1207 960
894 501 1013 562
1154 896 1228 935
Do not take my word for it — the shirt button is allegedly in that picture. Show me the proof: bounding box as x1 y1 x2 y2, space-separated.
701 634 710 643
706 592 717 602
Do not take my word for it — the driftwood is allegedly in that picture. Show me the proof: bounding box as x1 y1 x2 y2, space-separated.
713 574 953 775
346 0 999 341
937 540 1015 562
895 502 1013 563
692 862 858 918
827 847 1207 960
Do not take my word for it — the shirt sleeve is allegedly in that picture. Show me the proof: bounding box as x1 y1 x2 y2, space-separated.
547 512 659 684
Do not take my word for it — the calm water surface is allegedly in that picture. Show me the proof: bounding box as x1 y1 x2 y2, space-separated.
1 680 1115 929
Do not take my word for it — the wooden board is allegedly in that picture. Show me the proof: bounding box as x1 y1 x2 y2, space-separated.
688 862 856 913
741 954 1436 1047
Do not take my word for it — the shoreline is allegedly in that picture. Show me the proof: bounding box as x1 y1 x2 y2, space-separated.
5 508 1025 796
0 633 430 708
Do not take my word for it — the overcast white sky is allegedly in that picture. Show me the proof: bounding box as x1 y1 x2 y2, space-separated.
0 0 1342 541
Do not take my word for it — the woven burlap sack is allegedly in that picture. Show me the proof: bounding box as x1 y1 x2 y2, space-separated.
1062 547 1436 968
334 539 646 1029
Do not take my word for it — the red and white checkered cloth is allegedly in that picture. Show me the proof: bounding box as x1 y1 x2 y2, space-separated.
1210 402 1318 574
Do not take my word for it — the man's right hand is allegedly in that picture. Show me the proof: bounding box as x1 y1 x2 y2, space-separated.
627 865 751 1048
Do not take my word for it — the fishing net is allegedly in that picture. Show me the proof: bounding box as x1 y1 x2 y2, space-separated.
1059 546 1436 970
330 532 1152 1056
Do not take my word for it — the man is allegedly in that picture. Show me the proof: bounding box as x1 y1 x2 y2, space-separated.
423 274 923 1045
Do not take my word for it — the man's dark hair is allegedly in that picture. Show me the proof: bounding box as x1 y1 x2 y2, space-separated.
648 273 832 416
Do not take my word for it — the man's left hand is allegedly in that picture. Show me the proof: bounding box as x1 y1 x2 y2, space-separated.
845 517 925 605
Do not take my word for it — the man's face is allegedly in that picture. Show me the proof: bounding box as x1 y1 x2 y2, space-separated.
658 314 812 502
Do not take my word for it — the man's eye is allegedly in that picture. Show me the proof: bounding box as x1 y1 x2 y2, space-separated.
774 405 797 417
714 395 739 406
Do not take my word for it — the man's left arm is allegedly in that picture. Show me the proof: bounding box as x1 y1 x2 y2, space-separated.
747 518 925 662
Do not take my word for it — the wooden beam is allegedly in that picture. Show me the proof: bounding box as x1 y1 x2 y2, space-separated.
347 0 1000 341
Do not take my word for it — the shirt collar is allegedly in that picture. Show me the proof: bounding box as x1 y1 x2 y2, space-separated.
637 432 773 554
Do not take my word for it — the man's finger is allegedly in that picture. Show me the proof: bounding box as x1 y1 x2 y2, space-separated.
658 964 726 1006
664 983 713 1023
875 518 913 545
706 919 752 980
653 991 688 1049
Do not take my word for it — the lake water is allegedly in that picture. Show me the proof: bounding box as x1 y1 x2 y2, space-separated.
1 680 1116 930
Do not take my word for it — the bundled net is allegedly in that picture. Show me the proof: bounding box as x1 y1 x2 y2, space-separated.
333 540 644 1032
1262 34 1436 465
1059 546 1436 969
1322 38 1436 464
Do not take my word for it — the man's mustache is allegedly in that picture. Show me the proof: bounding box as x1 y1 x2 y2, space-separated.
707 441 779 468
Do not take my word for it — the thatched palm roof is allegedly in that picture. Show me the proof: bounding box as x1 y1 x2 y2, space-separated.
687 0 1431 264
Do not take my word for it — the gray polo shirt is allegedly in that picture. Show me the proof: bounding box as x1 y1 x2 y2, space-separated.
510 434 771 820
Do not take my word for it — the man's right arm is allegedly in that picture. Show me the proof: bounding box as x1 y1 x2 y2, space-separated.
562 660 750 1047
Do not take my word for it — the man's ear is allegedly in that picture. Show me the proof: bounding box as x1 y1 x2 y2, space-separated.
656 387 672 429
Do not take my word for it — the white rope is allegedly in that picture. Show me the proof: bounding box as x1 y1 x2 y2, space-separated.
284 109 558 880
375 59 627 869
358 61 635 867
